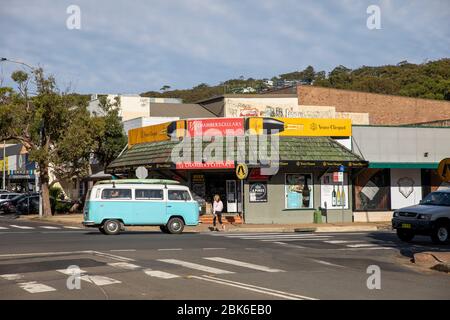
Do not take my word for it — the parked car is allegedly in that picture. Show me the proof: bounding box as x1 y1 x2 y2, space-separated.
0 193 38 215
392 190 450 244
83 179 200 235
0 193 22 203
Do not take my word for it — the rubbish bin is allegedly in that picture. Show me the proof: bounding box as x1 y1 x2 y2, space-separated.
314 208 322 224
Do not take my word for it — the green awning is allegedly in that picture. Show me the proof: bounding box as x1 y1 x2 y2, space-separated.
369 162 438 169
107 136 367 173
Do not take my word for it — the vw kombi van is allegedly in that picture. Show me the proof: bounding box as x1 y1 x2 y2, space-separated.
82 179 200 235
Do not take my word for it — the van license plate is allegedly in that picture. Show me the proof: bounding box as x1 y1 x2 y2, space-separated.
401 223 411 229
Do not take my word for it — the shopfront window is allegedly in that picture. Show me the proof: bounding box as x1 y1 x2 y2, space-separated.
285 174 313 209
354 169 390 211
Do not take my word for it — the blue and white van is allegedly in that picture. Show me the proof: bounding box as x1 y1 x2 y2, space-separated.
82 179 200 235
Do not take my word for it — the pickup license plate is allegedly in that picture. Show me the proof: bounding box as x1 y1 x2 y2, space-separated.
401 223 412 229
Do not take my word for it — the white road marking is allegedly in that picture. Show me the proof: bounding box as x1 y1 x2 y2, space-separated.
260 237 332 242
272 242 306 248
311 259 346 268
18 281 57 293
202 248 226 250
158 259 234 274
57 268 87 275
144 269 179 279
204 257 284 273
1 274 24 280
209 232 289 236
0 226 8 229
346 243 380 248
63 226 82 229
324 240 360 244
81 275 121 286
226 234 325 238
110 249 136 252
108 262 141 270
157 248 183 251
9 225 34 229
338 247 395 251
192 275 317 300
239 235 332 239
40 226 60 229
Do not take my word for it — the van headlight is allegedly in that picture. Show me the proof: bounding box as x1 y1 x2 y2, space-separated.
417 214 432 220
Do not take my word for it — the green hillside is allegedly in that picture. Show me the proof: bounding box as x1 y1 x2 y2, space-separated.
141 58 450 103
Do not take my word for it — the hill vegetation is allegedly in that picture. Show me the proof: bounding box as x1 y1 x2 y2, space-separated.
141 58 450 103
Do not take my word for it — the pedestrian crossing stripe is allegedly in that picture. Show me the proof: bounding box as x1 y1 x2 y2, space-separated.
18 281 57 293
204 257 284 273
158 259 234 274
144 269 179 279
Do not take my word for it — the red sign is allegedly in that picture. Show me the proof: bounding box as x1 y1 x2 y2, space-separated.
187 118 244 137
175 161 235 170
248 168 269 181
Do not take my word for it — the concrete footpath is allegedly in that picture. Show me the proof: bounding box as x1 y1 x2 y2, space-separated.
18 213 392 233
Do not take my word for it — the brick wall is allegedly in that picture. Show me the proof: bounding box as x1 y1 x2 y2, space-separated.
298 86 450 125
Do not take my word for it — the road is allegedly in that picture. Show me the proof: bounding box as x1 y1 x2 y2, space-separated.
0 216 449 300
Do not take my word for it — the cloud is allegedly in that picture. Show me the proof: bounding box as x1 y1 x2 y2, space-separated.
0 0 448 93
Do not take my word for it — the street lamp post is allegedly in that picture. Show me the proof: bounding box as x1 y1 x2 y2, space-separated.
0 57 42 217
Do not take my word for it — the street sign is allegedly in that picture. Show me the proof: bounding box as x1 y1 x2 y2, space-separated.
236 163 248 180
438 158 450 181
135 166 148 179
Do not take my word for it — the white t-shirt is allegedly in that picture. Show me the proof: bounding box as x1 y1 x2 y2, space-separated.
213 200 223 213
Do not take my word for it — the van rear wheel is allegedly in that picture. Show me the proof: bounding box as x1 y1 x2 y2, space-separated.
166 217 184 234
102 220 121 235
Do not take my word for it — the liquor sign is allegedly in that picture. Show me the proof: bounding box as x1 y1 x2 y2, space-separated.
175 161 235 170
249 182 267 202
321 172 349 209
128 120 186 146
245 117 352 137
187 118 244 137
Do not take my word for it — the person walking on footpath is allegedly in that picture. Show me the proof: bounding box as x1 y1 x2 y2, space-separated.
212 194 225 231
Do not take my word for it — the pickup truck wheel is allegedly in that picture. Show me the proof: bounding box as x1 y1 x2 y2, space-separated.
160 225 169 233
396 229 415 242
102 220 121 235
431 223 449 244
166 217 184 234
99 227 107 235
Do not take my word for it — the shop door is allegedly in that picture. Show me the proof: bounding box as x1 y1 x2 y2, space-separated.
226 180 237 213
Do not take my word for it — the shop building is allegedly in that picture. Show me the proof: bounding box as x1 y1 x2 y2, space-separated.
0 143 37 192
351 125 450 222
106 117 367 224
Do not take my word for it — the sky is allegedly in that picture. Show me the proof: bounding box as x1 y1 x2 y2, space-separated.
0 0 449 94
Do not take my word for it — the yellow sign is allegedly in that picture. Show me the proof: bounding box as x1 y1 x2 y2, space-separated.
236 163 248 180
128 120 186 146
438 158 450 181
245 117 352 137
0 158 8 171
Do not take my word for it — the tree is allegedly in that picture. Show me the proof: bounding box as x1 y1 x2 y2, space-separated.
0 68 97 216
160 85 171 91
92 97 127 170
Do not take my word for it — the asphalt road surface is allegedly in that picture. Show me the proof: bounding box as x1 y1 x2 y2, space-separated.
0 216 449 300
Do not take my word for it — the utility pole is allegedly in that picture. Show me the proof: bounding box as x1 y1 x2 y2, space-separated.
2 141 5 190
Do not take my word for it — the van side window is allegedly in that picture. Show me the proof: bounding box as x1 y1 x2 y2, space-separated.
135 189 164 200
101 189 132 199
168 190 191 201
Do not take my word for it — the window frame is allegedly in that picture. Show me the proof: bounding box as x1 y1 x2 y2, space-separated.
100 188 132 200
284 173 314 210
134 188 165 201
167 189 192 201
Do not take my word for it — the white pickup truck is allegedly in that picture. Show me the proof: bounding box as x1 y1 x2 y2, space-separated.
392 189 450 244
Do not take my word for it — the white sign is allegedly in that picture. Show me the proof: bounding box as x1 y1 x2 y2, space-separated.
390 169 422 209
321 173 349 209
135 166 148 179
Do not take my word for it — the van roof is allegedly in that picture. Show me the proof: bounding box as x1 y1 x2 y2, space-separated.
95 179 180 185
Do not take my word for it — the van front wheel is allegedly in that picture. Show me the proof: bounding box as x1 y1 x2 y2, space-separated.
166 217 184 234
103 220 121 235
